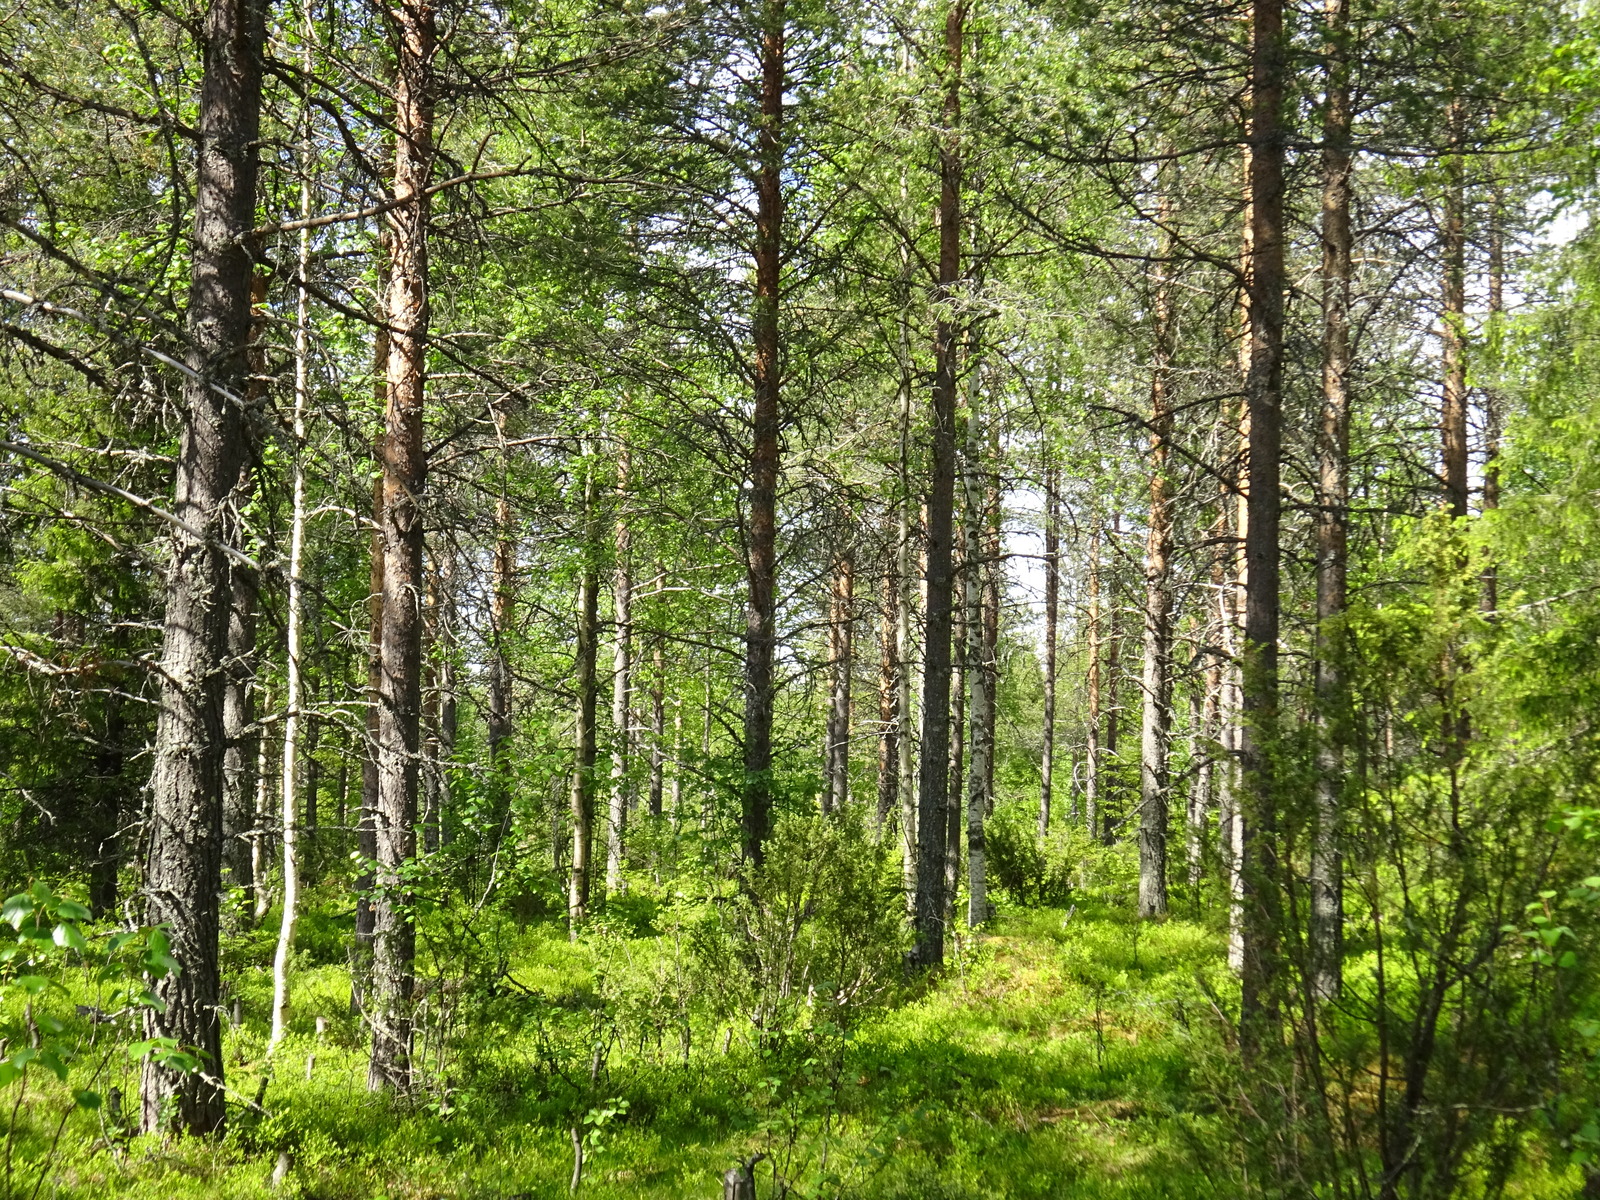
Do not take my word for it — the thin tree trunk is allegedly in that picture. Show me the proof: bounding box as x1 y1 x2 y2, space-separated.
1238 0 1288 1048
742 0 785 871
1138 212 1176 919
569 450 600 932
1040 462 1059 838
1084 528 1102 841
947 543 965 918
269 104 315 1053
877 521 899 832
437 556 456 849
252 726 272 921
913 0 965 970
1441 100 1469 521
1102 533 1121 848
139 0 264 1136
981 449 1000 817
607 449 632 894
825 548 854 813
223 516 259 897
368 0 435 1092
650 636 666 819
1312 0 1352 1003
1481 191 1504 611
897 393 918 906
963 374 990 928
487 492 515 838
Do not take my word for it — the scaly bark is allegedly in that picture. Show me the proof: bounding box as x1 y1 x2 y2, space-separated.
1238 0 1288 1049
141 0 265 1137
368 0 436 1092
741 0 785 870
913 0 965 969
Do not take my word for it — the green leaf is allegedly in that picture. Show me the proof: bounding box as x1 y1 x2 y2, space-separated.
53 922 88 952
73 1089 101 1110
15 974 49 995
1 893 31 930
55 900 91 922
0 1063 18 1088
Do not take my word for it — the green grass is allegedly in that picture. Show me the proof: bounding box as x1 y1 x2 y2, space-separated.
6 886 1585 1199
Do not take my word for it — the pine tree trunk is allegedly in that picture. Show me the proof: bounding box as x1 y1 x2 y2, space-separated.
607 450 633 893
1040 463 1059 837
1238 0 1287 1050
368 0 435 1092
913 0 965 970
825 549 854 813
569 451 600 931
946 546 965 919
1102 542 1121 848
1311 0 1352 1003
140 0 265 1136
1481 193 1503 610
1138 222 1175 919
742 0 785 870
223 523 259 897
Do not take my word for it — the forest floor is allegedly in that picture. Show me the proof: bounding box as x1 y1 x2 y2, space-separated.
14 879 1582 1200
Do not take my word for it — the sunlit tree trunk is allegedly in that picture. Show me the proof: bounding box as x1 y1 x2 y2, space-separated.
1139 221 1175 919
569 449 600 932
486 490 515 840
963 375 990 927
913 0 966 969
825 547 854 814
741 0 785 870
607 448 632 894
1238 0 1288 1049
223 505 259 899
650 635 666 819
1482 192 1504 611
139 0 265 1136
1084 527 1102 841
1039 462 1059 838
369 0 436 1092
1441 100 1468 521
877 518 899 832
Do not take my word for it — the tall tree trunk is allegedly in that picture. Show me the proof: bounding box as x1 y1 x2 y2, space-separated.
896 395 918 905
742 0 785 871
913 0 965 969
981 444 1000 817
1084 527 1102 841
877 521 899 831
140 0 265 1137
947 544 965 918
252 704 272 922
1039 461 1059 838
825 547 854 813
963 377 990 928
1139 224 1175 919
607 449 633 893
269 115 315 1053
1441 100 1469 521
569 450 600 932
1311 0 1352 1003
1102 534 1121 848
368 0 435 1092
1238 0 1288 1048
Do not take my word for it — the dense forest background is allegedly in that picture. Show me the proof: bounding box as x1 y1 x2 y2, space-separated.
1 0 1599 1195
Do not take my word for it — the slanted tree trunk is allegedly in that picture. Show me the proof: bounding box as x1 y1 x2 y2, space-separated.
742 0 785 871
824 547 853 813
1084 527 1102 840
1138 221 1176 920
1311 0 1352 1003
141 0 266 1135
607 449 632 894
368 0 435 1092
1238 0 1288 1049
569 449 600 932
1039 462 1059 838
913 0 965 970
